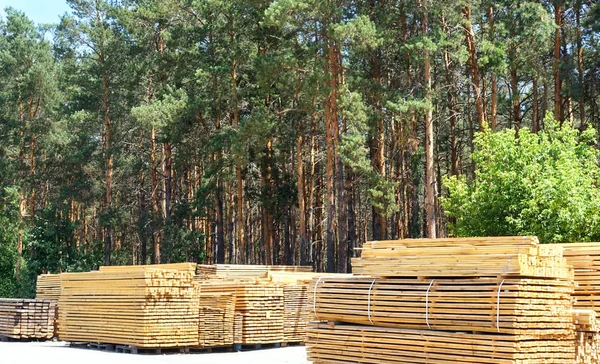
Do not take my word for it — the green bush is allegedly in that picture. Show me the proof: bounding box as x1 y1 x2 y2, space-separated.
443 113 600 243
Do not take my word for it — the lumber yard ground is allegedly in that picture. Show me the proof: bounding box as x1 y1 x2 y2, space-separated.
0 341 309 364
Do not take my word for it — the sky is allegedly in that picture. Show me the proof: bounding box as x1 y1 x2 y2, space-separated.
0 0 71 25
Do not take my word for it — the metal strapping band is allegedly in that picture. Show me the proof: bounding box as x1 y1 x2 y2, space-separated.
367 278 378 325
313 277 324 320
497 279 506 333
426 279 435 329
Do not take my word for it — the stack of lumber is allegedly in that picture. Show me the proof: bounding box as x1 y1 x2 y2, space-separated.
282 284 309 343
197 264 312 279
268 272 352 343
309 276 574 336
558 243 600 310
307 322 575 364
198 280 284 344
36 274 61 300
58 263 200 348
197 292 236 348
573 309 600 364
234 313 243 344
0 299 56 339
353 237 572 279
307 237 576 364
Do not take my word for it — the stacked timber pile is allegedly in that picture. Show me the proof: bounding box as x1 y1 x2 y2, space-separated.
58 263 199 348
197 290 236 347
198 280 285 345
282 284 308 343
268 272 352 344
197 264 312 279
559 243 600 310
0 299 56 340
36 274 61 300
307 236 576 364
573 309 600 363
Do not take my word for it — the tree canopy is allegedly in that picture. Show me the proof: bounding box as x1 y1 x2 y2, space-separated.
2 0 600 295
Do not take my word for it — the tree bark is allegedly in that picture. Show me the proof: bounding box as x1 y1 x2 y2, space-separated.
576 2 585 130
554 3 564 123
231 49 244 264
532 77 540 133
442 18 459 177
102 68 112 266
489 7 498 131
511 66 521 130
422 2 437 238
463 5 485 131
297 118 308 266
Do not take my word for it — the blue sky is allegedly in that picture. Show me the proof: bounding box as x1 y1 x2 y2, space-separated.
0 0 71 25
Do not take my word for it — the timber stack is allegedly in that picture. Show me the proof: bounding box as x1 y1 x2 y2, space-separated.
0 299 56 340
573 309 600 364
58 263 199 348
307 236 576 364
35 274 61 300
197 291 236 348
268 272 351 343
559 243 600 310
558 243 600 363
197 264 312 280
197 280 285 345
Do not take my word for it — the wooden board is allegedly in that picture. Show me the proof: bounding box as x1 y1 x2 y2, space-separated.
0 299 56 340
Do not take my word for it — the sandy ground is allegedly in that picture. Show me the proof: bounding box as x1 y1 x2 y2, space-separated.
1 341 310 364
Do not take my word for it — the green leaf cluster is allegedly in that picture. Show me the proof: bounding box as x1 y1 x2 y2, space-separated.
443 113 600 243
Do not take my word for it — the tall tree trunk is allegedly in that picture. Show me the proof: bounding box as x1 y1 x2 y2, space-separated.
215 179 225 264
102 68 112 266
261 139 274 265
334 44 347 273
231 52 244 264
139 128 147 265
150 127 161 264
511 66 521 130
422 2 436 238
489 6 498 131
297 118 308 266
532 77 540 133
463 4 485 131
576 2 585 130
324 37 336 273
442 20 459 176
309 110 321 270
554 3 564 123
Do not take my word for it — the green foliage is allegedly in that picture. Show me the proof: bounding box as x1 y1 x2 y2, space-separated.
443 113 600 243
